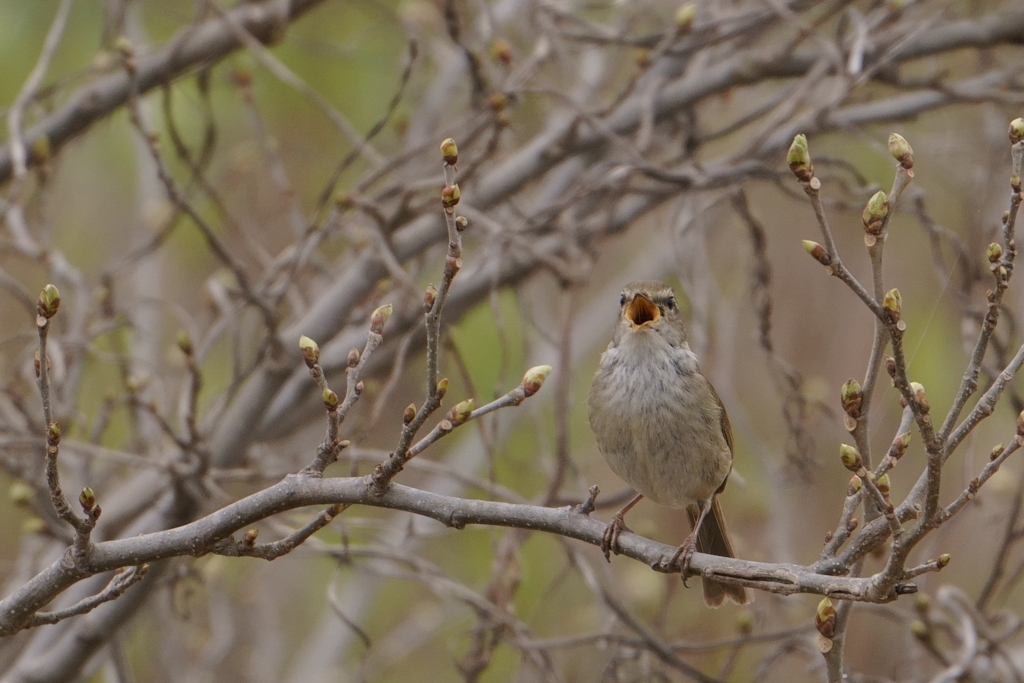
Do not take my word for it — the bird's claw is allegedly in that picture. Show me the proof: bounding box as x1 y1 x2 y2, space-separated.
601 513 630 562
666 536 697 587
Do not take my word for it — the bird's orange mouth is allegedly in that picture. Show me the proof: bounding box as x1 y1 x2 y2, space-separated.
626 294 660 328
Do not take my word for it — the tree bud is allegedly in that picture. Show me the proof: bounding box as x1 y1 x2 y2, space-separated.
423 283 438 312
37 284 61 319
370 303 393 334
847 475 862 497
403 403 417 425
987 242 1003 264
887 133 914 169
489 39 512 65
79 487 96 512
991 443 1005 461
347 348 360 368
455 215 468 232
787 134 813 181
441 184 461 210
883 288 902 321
840 378 862 418
47 422 61 445
815 597 837 639
937 553 950 569
802 240 831 266
674 3 696 31
840 444 863 472
243 528 259 546
299 335 320 367
522 365 553 397
911 382 929 413
177 330 194 357
440 138 459 166
862 190 889 236
1010 117 1024 145
450 399 474 425
322 388 339 410
876 473 891 496
436 377 449 399
892 432 911 459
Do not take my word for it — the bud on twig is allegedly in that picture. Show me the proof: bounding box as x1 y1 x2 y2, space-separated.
423 283 438 312
840 379 863 419
883 288 902 326
347 348 360 368
787 134 813 182
489 39 512 66
674 3 696 32
436 377 449 399
892 432 911 459
243 528 259 546
47 422 61 445
370 304 393 335
815 597 837 639
322 389 339 411
1010 118 1024 145
450 399 474 425
455 215 468 232
937 553 950 569
79 487 96 512
37 284 61 319
441 184 461 211
876 473 891 497
177 330 194 357
847 475 862 497
802 240 831 266
992 443 1005 461
440 138 459 166
299 335 320 367
885 356 897 380
910 382 930 413
862 191 889 236
403 403 417 425
840 444 863 473
987 242 1003 265
888 133 914 169
522 365 552 397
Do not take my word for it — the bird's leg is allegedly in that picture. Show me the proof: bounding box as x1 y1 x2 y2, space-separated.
668 500 711 586
601 493 643 561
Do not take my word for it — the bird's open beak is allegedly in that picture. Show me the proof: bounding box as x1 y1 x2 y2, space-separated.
625 293 660 328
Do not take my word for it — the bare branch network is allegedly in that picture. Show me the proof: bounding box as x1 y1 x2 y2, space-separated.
2 1 1024 682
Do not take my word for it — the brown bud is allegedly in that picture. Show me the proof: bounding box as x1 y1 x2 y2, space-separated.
862 191 889 236
436 377 449 399
892 432 911 459
450 399 474 425
522 365 553 397
847 517 859 532
787 134 813 182
370 304 393 335
937 553 950 569
840 379 862 419
847 475 862 497
441 184 461 211
887 133 914 169
991 443 1005 461
840 444 863 472
322 389 339 410
1010 118 1024 145
490 39 513 66
815 597 837 639
403 403 417 425
79 487 96 512
299 335 320 367
487 92 508 112
802 240 831 266
243 528 259 546
37 284 61 319
347 348 360 368
47 422 61 445
440 138 459 166
355 380 364 395
455 215 468 232
885 356 897 379
423 284 438 312
876 473 891 497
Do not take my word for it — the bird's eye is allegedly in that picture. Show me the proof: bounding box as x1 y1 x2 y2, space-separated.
619 293 627 306
666 297 676 310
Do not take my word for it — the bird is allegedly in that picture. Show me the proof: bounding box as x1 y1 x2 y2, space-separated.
588 281 750 607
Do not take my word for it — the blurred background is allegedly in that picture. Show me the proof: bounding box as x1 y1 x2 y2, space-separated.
1 0 1024 681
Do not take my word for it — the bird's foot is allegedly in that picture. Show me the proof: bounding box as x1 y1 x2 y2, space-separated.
601 513 630 562
666 534 698 587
